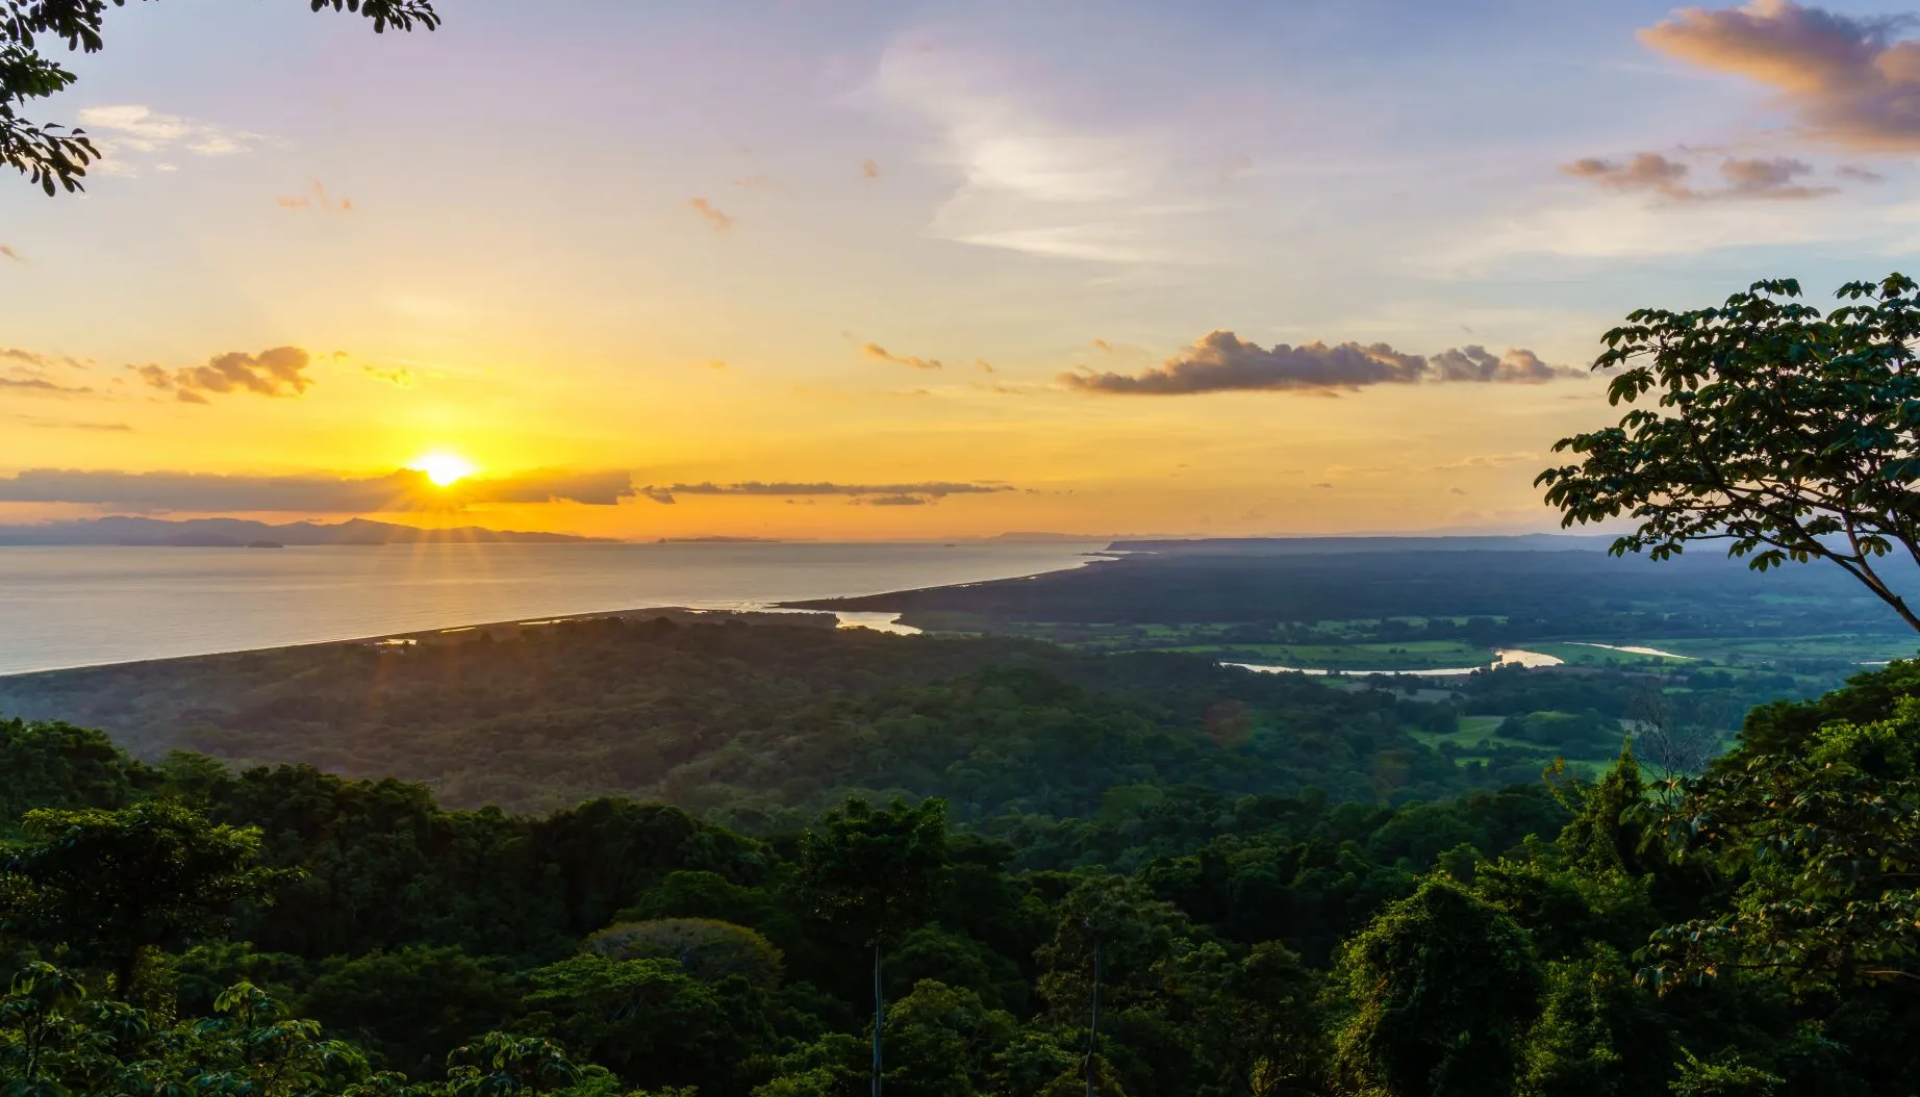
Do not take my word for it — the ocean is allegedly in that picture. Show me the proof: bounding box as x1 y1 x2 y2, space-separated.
0 541 1106 676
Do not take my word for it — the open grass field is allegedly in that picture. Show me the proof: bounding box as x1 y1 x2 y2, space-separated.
1164 639 1497 670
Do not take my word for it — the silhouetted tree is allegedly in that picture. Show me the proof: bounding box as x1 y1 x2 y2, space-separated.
1540 274 1920 632
3 0 440 194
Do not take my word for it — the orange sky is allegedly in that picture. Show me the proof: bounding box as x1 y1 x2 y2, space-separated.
5 0 1914 540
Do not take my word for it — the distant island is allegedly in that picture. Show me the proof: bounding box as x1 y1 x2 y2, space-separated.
0 516 613 547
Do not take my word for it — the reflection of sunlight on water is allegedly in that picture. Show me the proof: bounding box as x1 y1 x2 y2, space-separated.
835 612 922 636
1229 647 1563 678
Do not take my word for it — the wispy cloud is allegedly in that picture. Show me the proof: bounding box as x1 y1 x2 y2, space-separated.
868 36 1191 263
861 342 943 370
362 364 414 387
135 346 314 404
687 197 734 232
0 245 20 262
77 105 267 175
8 416 131 432
861 158 882 179
1433 452 1542 470
1062 334 1576 395
2 346 89 374
1639 1 1920 150
278 179 353 213
0 377 94 396
640 480 1012 505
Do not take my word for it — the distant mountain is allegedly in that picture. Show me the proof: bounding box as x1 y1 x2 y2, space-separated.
981 531 1121 543
0 516 611 547
1105 534 1617 555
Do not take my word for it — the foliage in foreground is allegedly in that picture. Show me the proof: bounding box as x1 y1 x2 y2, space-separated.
3 654 1920 1093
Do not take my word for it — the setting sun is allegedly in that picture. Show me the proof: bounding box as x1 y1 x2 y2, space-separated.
409 453 476 488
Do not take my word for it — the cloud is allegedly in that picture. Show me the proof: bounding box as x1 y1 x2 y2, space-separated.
1091 338 1115 352
1638 0 1920 150
860 494 929 506
362 365 414 387
277 180 353 213
1562 153 1693 198
461 470 636 506
1718 155 1834 196
861 342 943 370
861 158 882 179
639 481 1012 504
1060 333 1577 395
1838 164 1887 181
136 346 313 403
3 346 88 373
0 245 20 262
8 416 132 432
1433 452 1541 470
0 468 636 512
1561 151 1836 199
76 105 265 174
870 38 1187 263
0 377 93 396
1427 346 1571 383
687 197 733 232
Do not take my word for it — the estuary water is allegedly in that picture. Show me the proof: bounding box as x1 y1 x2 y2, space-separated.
0 541 1106 676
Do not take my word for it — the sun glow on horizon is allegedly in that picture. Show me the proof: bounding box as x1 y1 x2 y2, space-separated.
409 452 477 487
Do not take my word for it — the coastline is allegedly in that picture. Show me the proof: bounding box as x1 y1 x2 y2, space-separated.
0 541 1111 678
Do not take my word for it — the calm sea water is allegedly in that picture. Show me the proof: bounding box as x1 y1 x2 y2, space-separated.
0 542 1106 676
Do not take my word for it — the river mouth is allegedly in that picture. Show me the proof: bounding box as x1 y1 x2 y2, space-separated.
1226 648 1564 677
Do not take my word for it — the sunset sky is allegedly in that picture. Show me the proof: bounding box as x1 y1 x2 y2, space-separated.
4 0 1918 540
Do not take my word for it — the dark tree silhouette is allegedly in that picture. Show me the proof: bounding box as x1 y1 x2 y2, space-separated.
3 0 439 194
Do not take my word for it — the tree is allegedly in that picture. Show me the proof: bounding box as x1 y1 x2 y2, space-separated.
301 944 520 1078
797 797 952 1097
1335 878 1541 1097
1537 274 1920 632
0 963 375 1095
1644 693 1920 992
0 800 285 999
519 952 775 1094
879 979 1017 1097
585 918 785 987
0 718 152 825
1033 874 1185 1097
3 0 441 195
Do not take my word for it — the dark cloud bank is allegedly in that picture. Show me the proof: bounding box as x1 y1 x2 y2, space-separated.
1062 333 1576 396
0 469 637 512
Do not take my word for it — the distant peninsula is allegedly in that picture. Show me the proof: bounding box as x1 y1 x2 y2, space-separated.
0 516 612 547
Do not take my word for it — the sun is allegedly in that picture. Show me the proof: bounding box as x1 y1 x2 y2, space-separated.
409 452 477 487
